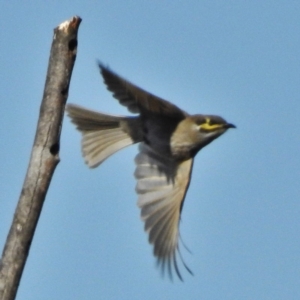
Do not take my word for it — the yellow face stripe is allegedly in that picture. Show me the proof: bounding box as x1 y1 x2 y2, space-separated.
198 118 224 131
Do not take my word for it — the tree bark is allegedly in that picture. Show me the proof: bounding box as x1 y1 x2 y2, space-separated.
0 16 81 300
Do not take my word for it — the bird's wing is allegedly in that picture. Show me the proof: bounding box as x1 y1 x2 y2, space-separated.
99 63 187 118
135 143 194 280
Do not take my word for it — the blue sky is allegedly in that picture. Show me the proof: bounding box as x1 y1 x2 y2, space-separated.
1 1 299 299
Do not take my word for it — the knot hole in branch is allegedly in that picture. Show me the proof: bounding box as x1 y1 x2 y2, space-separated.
50 143 60 155
68 39 77 51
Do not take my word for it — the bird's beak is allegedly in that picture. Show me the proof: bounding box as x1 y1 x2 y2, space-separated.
224 123 236 129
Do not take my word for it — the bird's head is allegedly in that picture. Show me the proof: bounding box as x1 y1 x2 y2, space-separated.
171 115 236 159
194 114 235 141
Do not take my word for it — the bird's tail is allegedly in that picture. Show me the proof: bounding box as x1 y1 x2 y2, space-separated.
66 104 142 168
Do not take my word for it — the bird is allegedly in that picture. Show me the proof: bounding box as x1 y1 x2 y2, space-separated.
66 63 236 280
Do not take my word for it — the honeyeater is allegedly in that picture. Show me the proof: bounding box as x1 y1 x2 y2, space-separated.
66 63 235 280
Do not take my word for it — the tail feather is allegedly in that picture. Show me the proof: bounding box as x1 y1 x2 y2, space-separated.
66 104 122 130
66 104 141 168
82 129 132 167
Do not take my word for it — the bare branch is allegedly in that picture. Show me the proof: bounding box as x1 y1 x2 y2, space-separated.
0 16 81 300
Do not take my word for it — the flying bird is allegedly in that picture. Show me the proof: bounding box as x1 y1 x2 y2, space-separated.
66 63 235 280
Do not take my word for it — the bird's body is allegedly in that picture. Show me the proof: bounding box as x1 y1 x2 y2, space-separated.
66 64 235 280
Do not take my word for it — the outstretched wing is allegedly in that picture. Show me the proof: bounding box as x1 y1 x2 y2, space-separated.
99 63 187 119
135 143 194 280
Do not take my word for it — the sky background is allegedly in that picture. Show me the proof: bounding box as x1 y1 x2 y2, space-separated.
1 1 300 299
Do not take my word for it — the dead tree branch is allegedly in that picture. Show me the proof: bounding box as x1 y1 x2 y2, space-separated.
0 16 81 300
